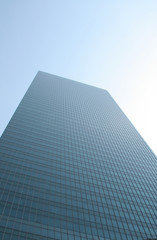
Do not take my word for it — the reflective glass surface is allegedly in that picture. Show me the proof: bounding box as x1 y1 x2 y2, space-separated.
0 71 156 239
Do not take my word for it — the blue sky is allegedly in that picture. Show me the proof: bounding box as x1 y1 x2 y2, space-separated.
0 0 157 155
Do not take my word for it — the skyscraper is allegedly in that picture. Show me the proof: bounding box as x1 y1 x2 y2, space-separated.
0 71 156 240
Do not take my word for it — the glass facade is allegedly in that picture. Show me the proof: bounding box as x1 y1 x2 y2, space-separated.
0 71 156 240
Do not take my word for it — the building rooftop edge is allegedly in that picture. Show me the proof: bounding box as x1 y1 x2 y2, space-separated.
37 70 109 94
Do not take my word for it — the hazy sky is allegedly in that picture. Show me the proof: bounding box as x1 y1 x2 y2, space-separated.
0 0 157 155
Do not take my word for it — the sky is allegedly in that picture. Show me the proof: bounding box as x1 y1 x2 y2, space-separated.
0 0 157 155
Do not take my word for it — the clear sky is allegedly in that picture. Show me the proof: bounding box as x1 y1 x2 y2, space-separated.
0 0 157 155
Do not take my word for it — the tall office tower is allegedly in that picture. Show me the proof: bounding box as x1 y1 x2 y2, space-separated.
0 72 156 240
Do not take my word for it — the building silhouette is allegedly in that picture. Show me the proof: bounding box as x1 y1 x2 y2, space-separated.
0 71 156 240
